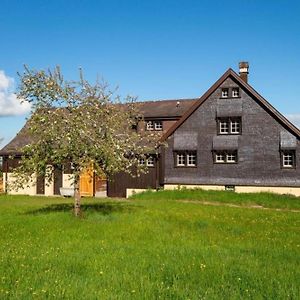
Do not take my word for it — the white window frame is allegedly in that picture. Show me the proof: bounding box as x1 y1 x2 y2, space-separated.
154 121 163 131
282 151 295 168
221 88 229 98
215 151 237 163
146 156 155 167
232 88 239 98
215 153 226 163
176 153 185 166
230 120 240 134
146 121 154 131
187 153 197 166
219 120 229 134
226 153 237 163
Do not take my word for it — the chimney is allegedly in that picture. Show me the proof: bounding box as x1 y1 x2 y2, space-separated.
239 61 249 83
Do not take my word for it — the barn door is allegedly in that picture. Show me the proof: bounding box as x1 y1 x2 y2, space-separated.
53 165 63 195
36 175 45 194
80 167 94 196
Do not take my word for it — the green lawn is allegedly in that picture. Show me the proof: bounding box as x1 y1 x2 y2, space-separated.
0 192 299 299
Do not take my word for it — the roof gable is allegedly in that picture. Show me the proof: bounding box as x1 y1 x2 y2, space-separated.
161 69 300 141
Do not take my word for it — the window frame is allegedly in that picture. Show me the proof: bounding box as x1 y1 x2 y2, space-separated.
146 156 155 167
174 151 197 167
281 150 296 169
154 121 163 131
146 121 154 131
214 150 238 164
221 88 229 98
232 87 240 98
217 117 242 135
146 120 163 131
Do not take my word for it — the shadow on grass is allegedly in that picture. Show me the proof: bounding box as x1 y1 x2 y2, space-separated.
25 202 140 216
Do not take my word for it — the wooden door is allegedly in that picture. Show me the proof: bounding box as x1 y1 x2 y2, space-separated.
80 167 94 196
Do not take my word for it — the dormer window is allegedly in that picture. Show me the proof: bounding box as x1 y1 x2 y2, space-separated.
146 120 163 131
232 88 240 97
146 121 154 131
154 121 163 131
221 88 229 98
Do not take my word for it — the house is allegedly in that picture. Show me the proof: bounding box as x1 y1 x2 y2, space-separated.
1 62 300 197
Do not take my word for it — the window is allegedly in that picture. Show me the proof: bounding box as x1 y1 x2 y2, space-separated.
218 117 241 135
281 151 296 168
214 151 238 163
138 158 145 165
221 88 229 98
146 156 155 167
175 151 197 167
176 153 186 166
146 121 154 131
232 88 240 97
230 119 240 134
187 153 197 166
219 120 229 134
154 121 163 131
215 153 225 163
146 120 163 131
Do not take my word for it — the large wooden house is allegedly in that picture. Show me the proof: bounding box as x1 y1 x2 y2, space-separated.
1 63 300 197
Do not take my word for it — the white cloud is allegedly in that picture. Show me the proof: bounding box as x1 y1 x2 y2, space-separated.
0 70 31 116
285 114 300 129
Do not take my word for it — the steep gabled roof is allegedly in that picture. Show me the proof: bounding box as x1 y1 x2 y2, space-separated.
161 68 300 141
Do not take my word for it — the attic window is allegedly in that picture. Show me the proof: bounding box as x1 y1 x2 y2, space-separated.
146 121 163 131
232 88 240 97
221 88 229 98
146 121 154 131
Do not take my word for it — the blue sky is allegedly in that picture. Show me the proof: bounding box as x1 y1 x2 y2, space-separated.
1 0 300 146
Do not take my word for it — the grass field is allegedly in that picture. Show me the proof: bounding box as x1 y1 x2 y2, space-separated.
0 191 299 299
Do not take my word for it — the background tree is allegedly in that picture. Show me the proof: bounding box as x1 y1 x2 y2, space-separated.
12 66 160 216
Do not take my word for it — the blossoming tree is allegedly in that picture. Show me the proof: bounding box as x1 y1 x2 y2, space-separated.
12 66 160 216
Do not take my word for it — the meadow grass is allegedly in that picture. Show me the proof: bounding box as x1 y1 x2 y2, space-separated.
0 193 299 299
131 188 300 210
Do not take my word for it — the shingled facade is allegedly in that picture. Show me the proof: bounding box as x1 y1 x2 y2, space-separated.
1 63 300 197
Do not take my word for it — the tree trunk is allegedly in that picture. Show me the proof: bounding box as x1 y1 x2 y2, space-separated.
74 177 81 217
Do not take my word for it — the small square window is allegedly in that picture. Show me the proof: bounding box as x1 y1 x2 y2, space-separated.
146 156 155 167
232 88 240 97
215 153 225 163
282 151 296 168
146 121 154 131
154 121 163 131
221 88 229 98
139 158 145 165
226 152 237 163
